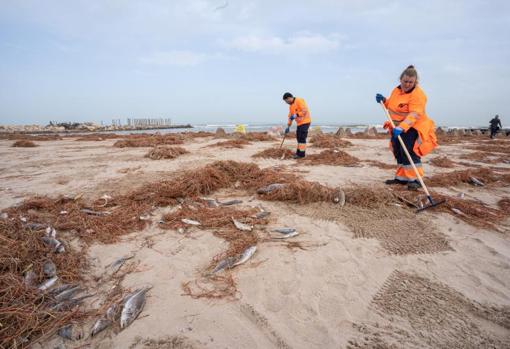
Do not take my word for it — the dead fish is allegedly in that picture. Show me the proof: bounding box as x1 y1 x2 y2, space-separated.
81 208 111 216
211 256 238 274
20 216 27 222
257 183 285 194
41 236 65 253
457 192 465 199
58 324 83 341
203 198 219 207
49 283 76 296
106 303 118 321
38 276 58 291
255 211 270 219
43 260 57 277
333 188 346 206
272 231 299 239
25 222 46 230
272 228 296 234
59 210 68 215
24 270 37 288
232 217 252 232
45 226 56 238
469 176 485 186
220 199 243 206
54 286 81 302
109 255 134 273
52 294 92 311
0 212 8 219
233 246 257 267
120 287 151 329
91 318 112 337
139 214 151 221
451 207 467 216
181 218 201 226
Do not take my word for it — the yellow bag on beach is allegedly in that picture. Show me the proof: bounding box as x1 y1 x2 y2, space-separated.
234 124 246 134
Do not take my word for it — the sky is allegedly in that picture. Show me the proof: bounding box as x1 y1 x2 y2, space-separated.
0 0 509 127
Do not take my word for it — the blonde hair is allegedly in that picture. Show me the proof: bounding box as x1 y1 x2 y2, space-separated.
400 65 419 81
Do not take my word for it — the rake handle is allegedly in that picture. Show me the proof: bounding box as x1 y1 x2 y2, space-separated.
279 133 286 149
379 102 432 197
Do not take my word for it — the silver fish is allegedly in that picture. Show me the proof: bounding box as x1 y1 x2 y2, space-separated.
211 256 238 274
469 176 485 186
272 228 296 234
24 270 37 288
109 255 134 273
41 236 65 253
203 198 219 207
80 208 111 216
25 222 46 230
45 226 56 238
232 217 252 232
233 246 257 267
106 303 119 321
257 183 286 194
272 231 299 239
52 294 92 311
181 218 201 226
54 286 81 302
91 318 112 337
255 211 270 219
120 287 151 329
58 324 83 341
43 260 57 277
451 207 467 216
333 188 346 206
38 276 58 291
49 283 76 296
220 199 243 206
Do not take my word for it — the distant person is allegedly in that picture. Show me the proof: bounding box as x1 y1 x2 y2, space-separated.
283 92 311 159
375 65 438 190
489 115 502 139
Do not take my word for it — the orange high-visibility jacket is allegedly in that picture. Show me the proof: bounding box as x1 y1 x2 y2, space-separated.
288 97 311 126
383 85 437 157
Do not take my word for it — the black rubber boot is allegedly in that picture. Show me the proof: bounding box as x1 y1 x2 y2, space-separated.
385 179 407 185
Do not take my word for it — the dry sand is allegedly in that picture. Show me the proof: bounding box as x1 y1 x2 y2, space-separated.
1 134 509 348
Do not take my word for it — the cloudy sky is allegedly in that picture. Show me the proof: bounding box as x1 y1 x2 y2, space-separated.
0 0 509 126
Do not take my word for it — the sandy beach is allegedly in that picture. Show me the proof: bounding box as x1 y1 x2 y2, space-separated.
1 131 509 349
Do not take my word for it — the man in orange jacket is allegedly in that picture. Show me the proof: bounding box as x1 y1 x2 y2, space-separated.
283 92 312 159
375 65 437 190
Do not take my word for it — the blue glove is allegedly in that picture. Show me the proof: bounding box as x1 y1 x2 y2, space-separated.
285 127 290 134
392 127 403 140
375 93 386 104
289 114 297 121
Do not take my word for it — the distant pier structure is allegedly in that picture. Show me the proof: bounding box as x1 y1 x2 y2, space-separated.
126 118 172 127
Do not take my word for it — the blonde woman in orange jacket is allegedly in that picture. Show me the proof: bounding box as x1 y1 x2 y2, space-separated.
375 65 438 190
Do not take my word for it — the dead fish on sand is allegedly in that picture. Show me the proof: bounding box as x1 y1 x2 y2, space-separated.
58 324 83 341
469 176 485 186
211 256 238 274
256 183 286 194
451 207 467 216
255 211 270 219
106 303 119 321
54 286 82 303
25 222 47 230
108 255 134 273
233 246 257 267
43 260 57 277
219 199 243 206
91 318 112 337
41 236 65 253
272 228 296 234
232 217 252 232
120 287 151 329
38 276 58 291
80 208 111 216
202 198 219 207
49 283 76 296
272 231 299 239
181 218 201 226
24 270 37 288
45 226 56 238
333 188 346 206
51 294 93 311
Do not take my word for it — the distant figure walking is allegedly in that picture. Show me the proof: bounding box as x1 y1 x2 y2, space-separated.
489 115 502 139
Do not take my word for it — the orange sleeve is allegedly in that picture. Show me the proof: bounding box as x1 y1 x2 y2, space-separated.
400 90 427 132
